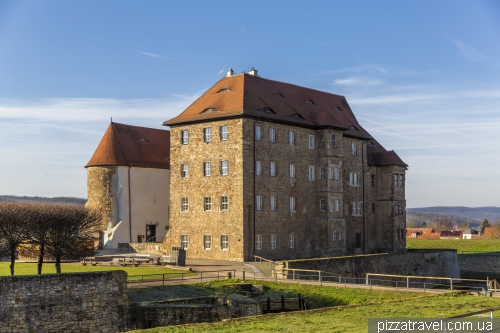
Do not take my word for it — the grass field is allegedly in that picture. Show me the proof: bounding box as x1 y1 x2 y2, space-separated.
129 290 500 333
406 238 500 253
0 262 192 279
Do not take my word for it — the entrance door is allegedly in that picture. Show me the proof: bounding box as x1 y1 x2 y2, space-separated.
146 225 157 242
355 232 361 249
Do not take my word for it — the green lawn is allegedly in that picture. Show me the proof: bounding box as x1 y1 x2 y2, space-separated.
0 262 192 280
129 292 500 333
406 238 500 253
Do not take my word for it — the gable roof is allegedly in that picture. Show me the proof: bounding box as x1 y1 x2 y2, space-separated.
86 122 170 169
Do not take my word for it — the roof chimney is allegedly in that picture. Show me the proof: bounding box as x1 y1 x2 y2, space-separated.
248 67 258 76
226 68 234 77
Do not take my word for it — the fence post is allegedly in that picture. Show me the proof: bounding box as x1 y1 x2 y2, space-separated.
450 278 453 291
339 275 341 284
243 268 246 282
319 271 322 285
487 277 490 291
200 271 203 283
366 275 369 286
424 283 426 293
292 270 295 280
406 277 409 289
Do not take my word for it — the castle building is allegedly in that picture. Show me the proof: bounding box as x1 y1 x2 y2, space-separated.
162 68 407 261
86 122 170 249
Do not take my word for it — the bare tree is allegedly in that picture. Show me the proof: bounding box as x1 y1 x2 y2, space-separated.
0 203 29 276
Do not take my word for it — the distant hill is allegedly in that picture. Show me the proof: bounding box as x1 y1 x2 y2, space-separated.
407 206 500 223
0 195 87 205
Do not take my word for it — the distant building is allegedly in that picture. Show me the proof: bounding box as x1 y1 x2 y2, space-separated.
162 68 408 261
440 231 462 239
406 228 439 239
85 122 170 249
462 228 479 239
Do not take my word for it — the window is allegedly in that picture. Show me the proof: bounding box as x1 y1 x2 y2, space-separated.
319 167 325 179
289 234 295 249
220 160 228 176
335 199 340 212
350 173 359 186
204 162 211 176
329 168 334 180
289 131 295 146
204 127 212 143
320 199 326 212
332 135 338 148
399 174 404 187
220 125 228 141
290 197 296 212
309 166 315 181
394 174 398 187
338 232 341 241
290 164 296 178
256 235 263 250
270 162 277 177
181 130 189 145
256 196 263 210
357 202 363 216
271 234 277 249
371 175 375 187
204 196 212 211
203 235 212 250
352 202 357 216
255 125 262 141
270 196 277 211
335 168 340 181
308 134 315 149
332 232 336 241
269 128 276 142
181 234 188 249
181 197 189 212
256 161 262 175
329 199 334 212
221 235 229 250
352 142 357 155
220 196 228 211
181 164 188 178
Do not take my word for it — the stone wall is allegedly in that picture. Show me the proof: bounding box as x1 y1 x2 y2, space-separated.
118 242 163 254
459 254 500 275
276 250 460 282
0 271 129 333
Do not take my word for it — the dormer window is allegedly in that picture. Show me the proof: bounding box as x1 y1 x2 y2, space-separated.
290 114 305 120
136 139 150 143
333 106 342 111
217 88 231 93
201 108 220 114
305 100 315 105
259 107 276 114
273 93 284 98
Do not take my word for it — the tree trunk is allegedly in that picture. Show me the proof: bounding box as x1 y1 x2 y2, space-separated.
55 254 61 274
9 243 16 277
37 243 45 275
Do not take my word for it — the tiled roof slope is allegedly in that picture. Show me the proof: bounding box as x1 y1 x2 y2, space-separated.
163 72 407 168
86 122 170 169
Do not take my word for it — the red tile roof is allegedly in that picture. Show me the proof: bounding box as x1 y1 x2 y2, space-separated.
86 122 170 169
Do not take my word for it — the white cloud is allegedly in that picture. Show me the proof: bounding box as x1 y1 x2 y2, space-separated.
335 77 384 86
451 38 487 62
138 51 174 60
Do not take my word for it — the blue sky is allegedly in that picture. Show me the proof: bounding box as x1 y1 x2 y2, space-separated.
0 1 499 208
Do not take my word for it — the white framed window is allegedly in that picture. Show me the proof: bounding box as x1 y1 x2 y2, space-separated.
256 235 263 250
332 232 337 241
332 135 338 148
329 199 334 212
203 235 212 250
256 196 263 210
320 199 326 212
181 130 189 145
220 160 228 176
256 161 262 175
338 232 342 241
319 167 325 179
204 162 211 177
289 164 296 178
335 168 340 181
309 166 315 181
270 196 277 211
220 196 228 211
221 234 229 250
308 134 315 149
349 173 359 186
181 234 189 249
357 201 362 216
394 174 398 187
181 197 189 212
271 234 277 249
181 164 188 178
289 233 295 249
335 199 340 212
290 197 296 212
289 131 295 146
204 127 212 143
399 174 404 187
204 196 212 211
269 128 276 142
329 168 334 180
352 142 357 155
255 125 262 141
220 125 228 141
352 201 357 216
270 162 277 177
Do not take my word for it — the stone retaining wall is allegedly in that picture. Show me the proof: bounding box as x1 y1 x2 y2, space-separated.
459 254 500 275
118 242 163 254
0 271 129 333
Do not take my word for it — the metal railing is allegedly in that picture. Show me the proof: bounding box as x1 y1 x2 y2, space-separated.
254 255 276 272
